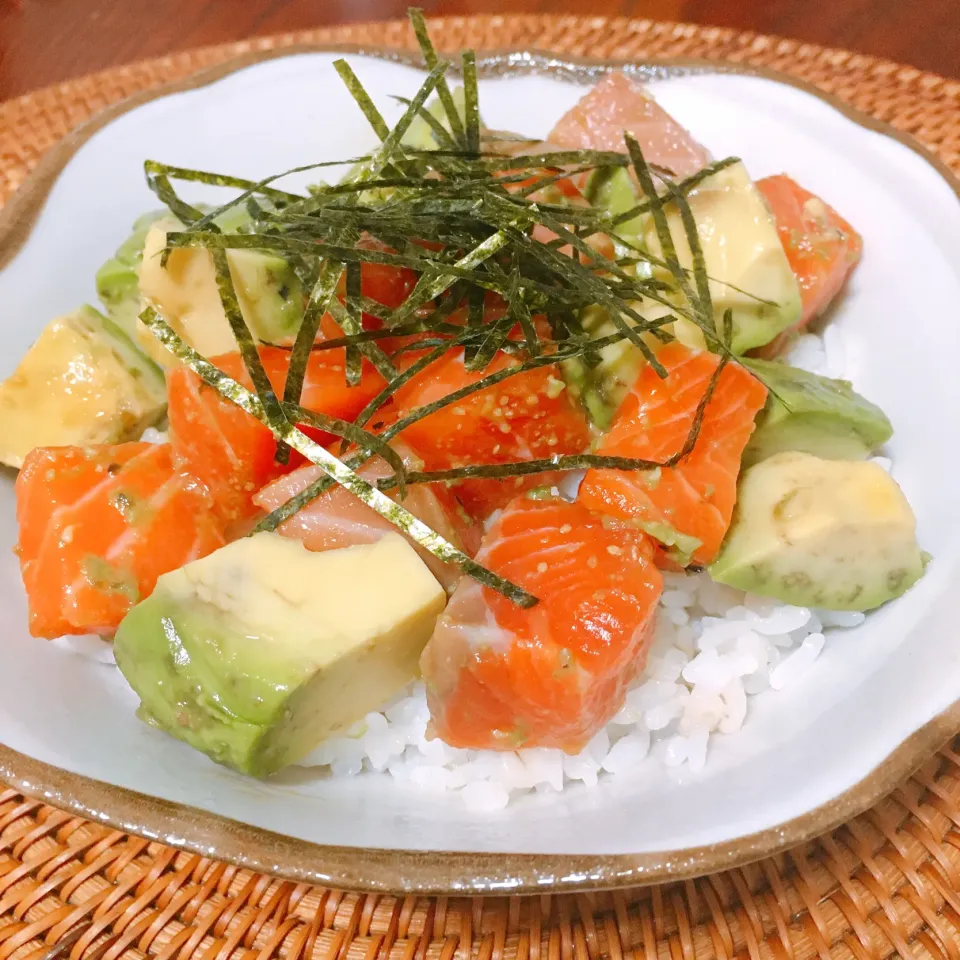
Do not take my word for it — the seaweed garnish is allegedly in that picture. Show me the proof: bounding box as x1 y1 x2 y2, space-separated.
625 135 705 339
210 248 282 421
136 9 772 605
333 60 392 142
408 7 466 145
461 51 480 156
342 262 364 386
391 95 459 150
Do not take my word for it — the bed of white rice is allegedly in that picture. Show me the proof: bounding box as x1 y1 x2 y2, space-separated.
302 574 867 811
118 329 881 812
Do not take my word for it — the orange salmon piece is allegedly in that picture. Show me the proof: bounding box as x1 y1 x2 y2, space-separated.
549 72 710 177
16 443 226 638
167 346 385 524
578 342 767 566
756 174 863 330
319 234 419 345
391 348 591 519
254 441 481 592
421 496 663 752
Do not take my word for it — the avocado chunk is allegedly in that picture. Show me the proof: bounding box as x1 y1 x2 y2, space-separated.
644 161 802 354
585 165 645 244
96 210 169 340
114 532 447 777
401 86 469 150
743 358 893 465
0 305 165 468
561 305 649 429
709 452 924 611
137 220 304 367
561 169 650 428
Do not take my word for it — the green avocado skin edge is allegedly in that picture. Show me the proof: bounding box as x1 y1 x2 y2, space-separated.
742 357 893 466
113 594 307 779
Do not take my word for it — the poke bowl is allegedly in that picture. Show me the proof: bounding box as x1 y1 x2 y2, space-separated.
1 15 959 893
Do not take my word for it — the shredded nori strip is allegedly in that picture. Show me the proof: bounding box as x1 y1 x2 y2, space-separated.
264 342 730 524
461 51 480 156
625 135 702 332
334 60 392 142
606 157 740 231
391 95 459 151
210 248 282 421
657 172 715 337
409 8 466 145
285 257 347 408
141 306 536 607
145 173 205 228
343 262 364 385
143 160 302 203
284 403 408 496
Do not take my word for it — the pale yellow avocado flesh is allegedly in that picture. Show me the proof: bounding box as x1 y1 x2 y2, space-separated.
709 452 924 611
114 532 447 777
644 161 802 354
137 221 235 365
137 222 303 366
0 305 165 468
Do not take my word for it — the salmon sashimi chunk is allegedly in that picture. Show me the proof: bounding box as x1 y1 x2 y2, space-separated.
15 443 226 638
254 442 481 592
757 174 863 330
167 346 385 525
578 342 767 566
549 72 710 177
319 234 419 344
392 348 591 519
421 495 663 752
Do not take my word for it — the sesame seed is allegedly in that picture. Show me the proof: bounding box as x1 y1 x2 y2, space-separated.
606 545 622 556
499 423 512 434
587 556 598 569
499 395 510 406
544 376 566 399
492 444 501 454
560 524 572 534
537 562 548 573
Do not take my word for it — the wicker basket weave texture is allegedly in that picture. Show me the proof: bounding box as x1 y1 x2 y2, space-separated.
3 746 960 960
1 14 959 204
2 14 960 960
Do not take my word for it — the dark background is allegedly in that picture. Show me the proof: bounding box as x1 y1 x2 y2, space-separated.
1 0 958 102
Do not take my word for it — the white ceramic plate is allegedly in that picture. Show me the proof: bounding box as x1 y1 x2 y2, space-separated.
1 48 959 894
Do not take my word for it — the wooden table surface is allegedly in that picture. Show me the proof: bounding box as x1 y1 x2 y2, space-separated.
1 0 958 104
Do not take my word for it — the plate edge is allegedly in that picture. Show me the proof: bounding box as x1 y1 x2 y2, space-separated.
3 704 957 894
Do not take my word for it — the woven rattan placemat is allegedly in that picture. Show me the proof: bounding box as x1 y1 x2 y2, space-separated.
2 15 960 960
